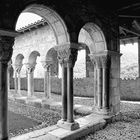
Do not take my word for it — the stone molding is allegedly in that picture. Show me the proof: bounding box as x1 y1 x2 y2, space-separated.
0 36 14 63
89 50 121 68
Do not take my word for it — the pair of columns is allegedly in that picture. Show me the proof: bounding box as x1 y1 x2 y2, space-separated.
41 61 52 101
55 44 79 130
26 62 52 100
13 63 35 99
90 53 111 114
13 65 22 97
13 62 52 101
25 63 36 99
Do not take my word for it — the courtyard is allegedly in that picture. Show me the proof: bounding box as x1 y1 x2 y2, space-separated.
8 89 140 140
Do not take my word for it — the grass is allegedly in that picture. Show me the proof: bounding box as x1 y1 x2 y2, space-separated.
8 99 61 137
8 111 41 136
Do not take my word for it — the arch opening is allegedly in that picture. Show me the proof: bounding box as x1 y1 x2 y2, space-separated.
28 51 40 65
78 22 107 54
46 48 58 77
15 4 70 45
15 54 24 65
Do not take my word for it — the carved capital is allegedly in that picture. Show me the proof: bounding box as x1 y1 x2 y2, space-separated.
41 60 52 71
54 43 78 68
89 54 102 68
15 64 23 74
25 63 36 74
8 60 12 69
67 48 78 67
0 36 14 63
58 59 67 67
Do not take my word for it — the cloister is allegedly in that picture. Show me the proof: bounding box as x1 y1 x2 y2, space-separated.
0 0 140 140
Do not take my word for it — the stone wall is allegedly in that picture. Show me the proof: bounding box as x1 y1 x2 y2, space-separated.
10 77 94 97
120 78 140 100
10 76 140 100
12 25 57 78
109 53 121 115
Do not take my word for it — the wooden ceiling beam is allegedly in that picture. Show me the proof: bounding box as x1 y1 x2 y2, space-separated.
119 15 140 18
120 26 140 36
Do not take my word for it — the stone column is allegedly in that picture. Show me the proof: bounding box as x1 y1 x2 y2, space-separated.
57 59 67 123
67 58 74 123
41 61 52 102
0 36 13 140
17 66 22 96
90 53 111 115
138 38 140 77
61 60 68 121
101 55 111 111
55 43 79 130
14 67 18 95
25 63 36 99
14 65 22 97
96 56 102 109
7 61 12 91
90 55 103 109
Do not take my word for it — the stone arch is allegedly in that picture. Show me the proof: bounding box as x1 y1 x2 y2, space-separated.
46 48 57 62
78 22 107 54
28 51 40 65
17 4 70 44
46 48 58 76
15 54 24 65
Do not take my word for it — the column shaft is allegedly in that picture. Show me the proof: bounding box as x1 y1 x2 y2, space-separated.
102 68 109 108
0 62 8 139
17 73 21 95
46 67 51 99
97 68 102 108
28 72 34 97
14 72 18 94
62 64 67 121
67 63 74 123
138 39 140 77
44 70 47 98
94 68 97 106
44 66 51 99
7 70 10 91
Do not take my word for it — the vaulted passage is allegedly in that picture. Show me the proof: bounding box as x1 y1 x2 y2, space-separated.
0 1 139 140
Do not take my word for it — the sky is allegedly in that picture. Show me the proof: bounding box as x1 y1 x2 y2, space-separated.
120 43 138 54
16 12 42 31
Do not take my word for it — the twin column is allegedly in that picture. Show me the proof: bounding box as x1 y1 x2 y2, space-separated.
90 53 111 114
25 63 36 99
55 44 79 130
14 65 22 97
41 61 52 101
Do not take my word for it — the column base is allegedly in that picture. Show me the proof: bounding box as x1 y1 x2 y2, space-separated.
93 106 111 115
42 97 53 104
12 94 22 98
57 119 79 131
26 95 37 101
